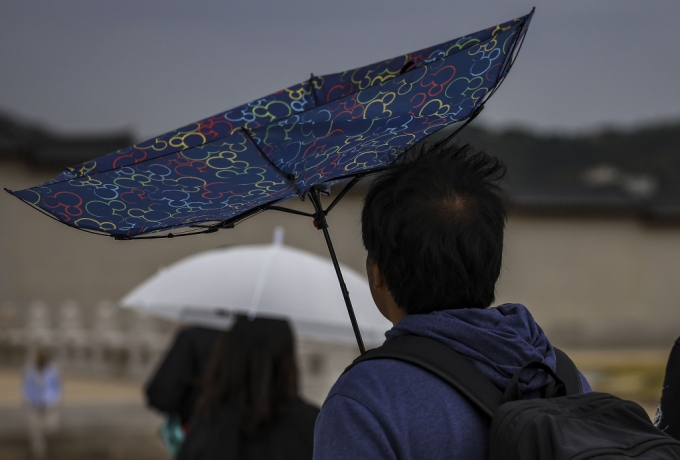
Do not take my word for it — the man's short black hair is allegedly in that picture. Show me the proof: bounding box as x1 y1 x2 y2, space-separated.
361 140 507 314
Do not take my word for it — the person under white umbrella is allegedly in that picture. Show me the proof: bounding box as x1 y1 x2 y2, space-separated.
123 227 391 454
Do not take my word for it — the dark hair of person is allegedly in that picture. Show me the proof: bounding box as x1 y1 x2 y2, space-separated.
361 140 507 314
197 315 298 437
35 349 50 371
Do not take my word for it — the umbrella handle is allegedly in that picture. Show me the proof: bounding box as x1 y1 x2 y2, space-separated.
310 188 366 354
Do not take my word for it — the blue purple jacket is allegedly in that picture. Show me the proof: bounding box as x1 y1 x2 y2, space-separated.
313 303 591 460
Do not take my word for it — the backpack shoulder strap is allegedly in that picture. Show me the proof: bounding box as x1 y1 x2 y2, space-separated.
348 335 504 417
553 347 583 395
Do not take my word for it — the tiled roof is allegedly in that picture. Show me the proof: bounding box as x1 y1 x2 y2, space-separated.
2 112 679 221
507 185 680 221
0 113 132 167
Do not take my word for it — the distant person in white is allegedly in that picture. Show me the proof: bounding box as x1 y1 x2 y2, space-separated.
22 349 61 459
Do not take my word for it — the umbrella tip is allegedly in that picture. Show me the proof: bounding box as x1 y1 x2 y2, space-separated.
273 226 285 246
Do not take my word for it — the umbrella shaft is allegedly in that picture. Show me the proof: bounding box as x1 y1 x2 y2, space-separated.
310 190 366 355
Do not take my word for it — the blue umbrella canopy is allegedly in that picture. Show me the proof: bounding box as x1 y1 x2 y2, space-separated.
7 10 534 354
7 10 533 239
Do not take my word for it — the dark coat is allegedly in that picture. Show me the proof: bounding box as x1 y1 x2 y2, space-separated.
657 336 680 439
177 397 319 460
145 326 223 424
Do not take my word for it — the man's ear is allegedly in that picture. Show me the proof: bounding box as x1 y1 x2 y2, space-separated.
366 257 384 290
366 256 408 325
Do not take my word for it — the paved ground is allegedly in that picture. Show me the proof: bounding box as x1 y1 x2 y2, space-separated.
564 348 666 417
0 368 170 460
0 348 668 459
0 405 169 460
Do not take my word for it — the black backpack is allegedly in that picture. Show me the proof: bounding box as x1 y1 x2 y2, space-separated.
349 335 680 459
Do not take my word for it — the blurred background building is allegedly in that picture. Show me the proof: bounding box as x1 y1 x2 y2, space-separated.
3 114 680 348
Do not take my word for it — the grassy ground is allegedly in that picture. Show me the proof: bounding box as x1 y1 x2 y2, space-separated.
565 348 669 416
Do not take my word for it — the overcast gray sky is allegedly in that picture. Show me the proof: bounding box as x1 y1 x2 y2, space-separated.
1 0 679 140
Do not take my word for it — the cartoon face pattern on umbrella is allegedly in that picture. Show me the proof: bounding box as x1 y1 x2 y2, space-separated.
255 24 524 192
17 134 296 235
9 11 533 238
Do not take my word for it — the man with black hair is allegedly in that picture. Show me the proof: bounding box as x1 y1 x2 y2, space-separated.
313 141 591 459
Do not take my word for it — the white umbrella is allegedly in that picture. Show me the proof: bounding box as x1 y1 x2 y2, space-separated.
120 229 391 345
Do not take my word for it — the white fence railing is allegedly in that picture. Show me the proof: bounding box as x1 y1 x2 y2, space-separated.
0 300 172 379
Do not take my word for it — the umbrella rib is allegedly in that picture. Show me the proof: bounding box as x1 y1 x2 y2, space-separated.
433 105 486 150
112 195 293 239
266 206 315 218
6 190 214 240
5 181 276 240
427 11 534 151
475 10 534 114
112 228 215 240
308 74 319 107
324 176 363 215
241 127 301 197
104 197 282 239
4 187 113 237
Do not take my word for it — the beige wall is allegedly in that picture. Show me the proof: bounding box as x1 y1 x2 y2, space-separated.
3 160 680 347
0 161 369 309
498 216 680 347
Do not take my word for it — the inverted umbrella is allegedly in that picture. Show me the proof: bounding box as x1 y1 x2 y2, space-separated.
120 233 391 345
6 10 534 353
